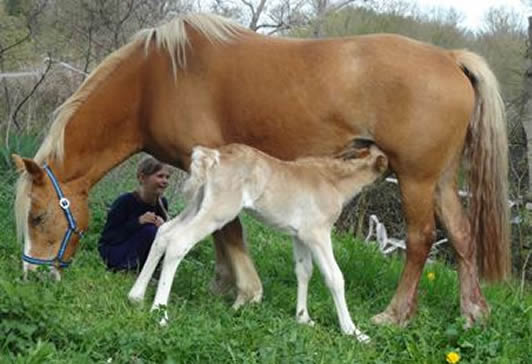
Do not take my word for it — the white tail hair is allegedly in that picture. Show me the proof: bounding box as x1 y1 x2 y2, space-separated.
183 146 220 202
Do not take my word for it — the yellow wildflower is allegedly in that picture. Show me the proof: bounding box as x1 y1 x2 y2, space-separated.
427 272 436 281
446 351 460 364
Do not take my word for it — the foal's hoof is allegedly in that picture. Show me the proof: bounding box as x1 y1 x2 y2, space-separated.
127 294 144 306
159 316 169 327
355 331 371 344
371 311 409 327
296 316 316 327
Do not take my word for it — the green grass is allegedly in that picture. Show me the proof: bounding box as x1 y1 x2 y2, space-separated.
1 169 531 364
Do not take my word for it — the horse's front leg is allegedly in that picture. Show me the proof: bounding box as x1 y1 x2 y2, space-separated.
372 180 436 327
211 218 263 309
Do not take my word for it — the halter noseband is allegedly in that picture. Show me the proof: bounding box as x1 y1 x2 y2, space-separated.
22 164 84 268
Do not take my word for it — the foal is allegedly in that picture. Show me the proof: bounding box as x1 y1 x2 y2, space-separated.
128 142 387 342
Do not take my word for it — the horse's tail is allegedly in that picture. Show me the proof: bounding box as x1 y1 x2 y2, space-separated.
452 50 511 281
183 146 220 202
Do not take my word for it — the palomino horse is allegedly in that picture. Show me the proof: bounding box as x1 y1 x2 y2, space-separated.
128 142 388 342
13 13 509 327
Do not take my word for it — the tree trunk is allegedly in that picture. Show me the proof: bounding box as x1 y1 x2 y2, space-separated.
521 16 532 203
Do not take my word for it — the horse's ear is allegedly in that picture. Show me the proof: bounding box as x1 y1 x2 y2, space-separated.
12 154 25 173
12 154 45 185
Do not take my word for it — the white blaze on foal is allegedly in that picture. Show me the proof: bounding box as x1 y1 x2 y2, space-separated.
128 142 388 342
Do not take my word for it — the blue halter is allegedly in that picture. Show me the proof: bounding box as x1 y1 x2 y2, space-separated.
22 164 84 268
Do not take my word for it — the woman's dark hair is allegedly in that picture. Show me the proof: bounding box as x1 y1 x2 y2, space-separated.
137 156 165 177
137 156 170 219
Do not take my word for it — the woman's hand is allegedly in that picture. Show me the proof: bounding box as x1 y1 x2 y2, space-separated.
139 212 164 226
154 216 165 227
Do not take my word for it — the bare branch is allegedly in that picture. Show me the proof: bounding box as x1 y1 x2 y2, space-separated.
11 57 53 130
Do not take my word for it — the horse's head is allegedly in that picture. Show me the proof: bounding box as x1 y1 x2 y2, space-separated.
13 155 89 280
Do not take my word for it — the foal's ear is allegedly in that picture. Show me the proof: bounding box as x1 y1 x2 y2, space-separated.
335 147 370 160
357 149 370 159
375 155 388 173
12 154 45 185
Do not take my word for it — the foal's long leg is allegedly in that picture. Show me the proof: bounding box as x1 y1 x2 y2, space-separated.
128 192 205 304
128 230 170 304
302 230 369 342
435 174 489 327
151 209 239 321
292 237 314 326
372 179 436 327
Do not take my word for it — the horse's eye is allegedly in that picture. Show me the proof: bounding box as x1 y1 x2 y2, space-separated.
29 214 43 226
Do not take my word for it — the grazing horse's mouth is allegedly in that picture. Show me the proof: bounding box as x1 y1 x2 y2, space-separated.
23 261 62 281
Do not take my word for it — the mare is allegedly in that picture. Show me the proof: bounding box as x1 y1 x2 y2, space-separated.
13 13 509 327
128 142 388 342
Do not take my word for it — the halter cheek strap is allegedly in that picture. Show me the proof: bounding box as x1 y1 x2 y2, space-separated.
22 164 84 268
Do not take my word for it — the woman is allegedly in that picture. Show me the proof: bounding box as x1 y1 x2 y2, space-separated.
98 156 170 272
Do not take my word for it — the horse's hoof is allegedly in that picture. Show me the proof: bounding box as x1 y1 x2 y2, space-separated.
371 311 409 327
462 302 490 329
231 289 262 310
209 277 234 296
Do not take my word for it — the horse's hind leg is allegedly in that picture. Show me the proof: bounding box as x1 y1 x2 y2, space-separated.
210 230 235 295
435 171 489 327
212 219 263 310
372 179 436 327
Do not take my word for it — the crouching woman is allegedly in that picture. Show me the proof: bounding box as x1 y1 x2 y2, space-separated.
98 156 170 272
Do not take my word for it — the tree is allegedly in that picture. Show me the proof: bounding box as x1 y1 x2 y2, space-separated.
520 16 532 201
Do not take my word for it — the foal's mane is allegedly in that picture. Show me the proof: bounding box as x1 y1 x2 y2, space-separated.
15 13 247 243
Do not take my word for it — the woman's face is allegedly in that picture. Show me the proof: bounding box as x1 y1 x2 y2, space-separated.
140 167 170 196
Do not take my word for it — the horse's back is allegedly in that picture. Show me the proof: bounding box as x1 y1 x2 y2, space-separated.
147 31 476 175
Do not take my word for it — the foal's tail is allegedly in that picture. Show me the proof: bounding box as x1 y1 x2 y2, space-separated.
183 146 220 202
452 50 510 281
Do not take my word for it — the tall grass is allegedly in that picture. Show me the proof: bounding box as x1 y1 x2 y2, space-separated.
0 157 531 364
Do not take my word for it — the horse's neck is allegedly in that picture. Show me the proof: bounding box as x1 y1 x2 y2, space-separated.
50 44 146 187
59 128 142 187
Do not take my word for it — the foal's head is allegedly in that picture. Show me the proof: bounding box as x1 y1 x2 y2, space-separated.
336 140 388 173
13 156 89 280
323 141 388 199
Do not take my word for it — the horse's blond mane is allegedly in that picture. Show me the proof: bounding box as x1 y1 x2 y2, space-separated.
135 13 248 76
14 41 141 244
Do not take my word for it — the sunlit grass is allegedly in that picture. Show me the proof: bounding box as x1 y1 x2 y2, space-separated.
1 170 531 363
